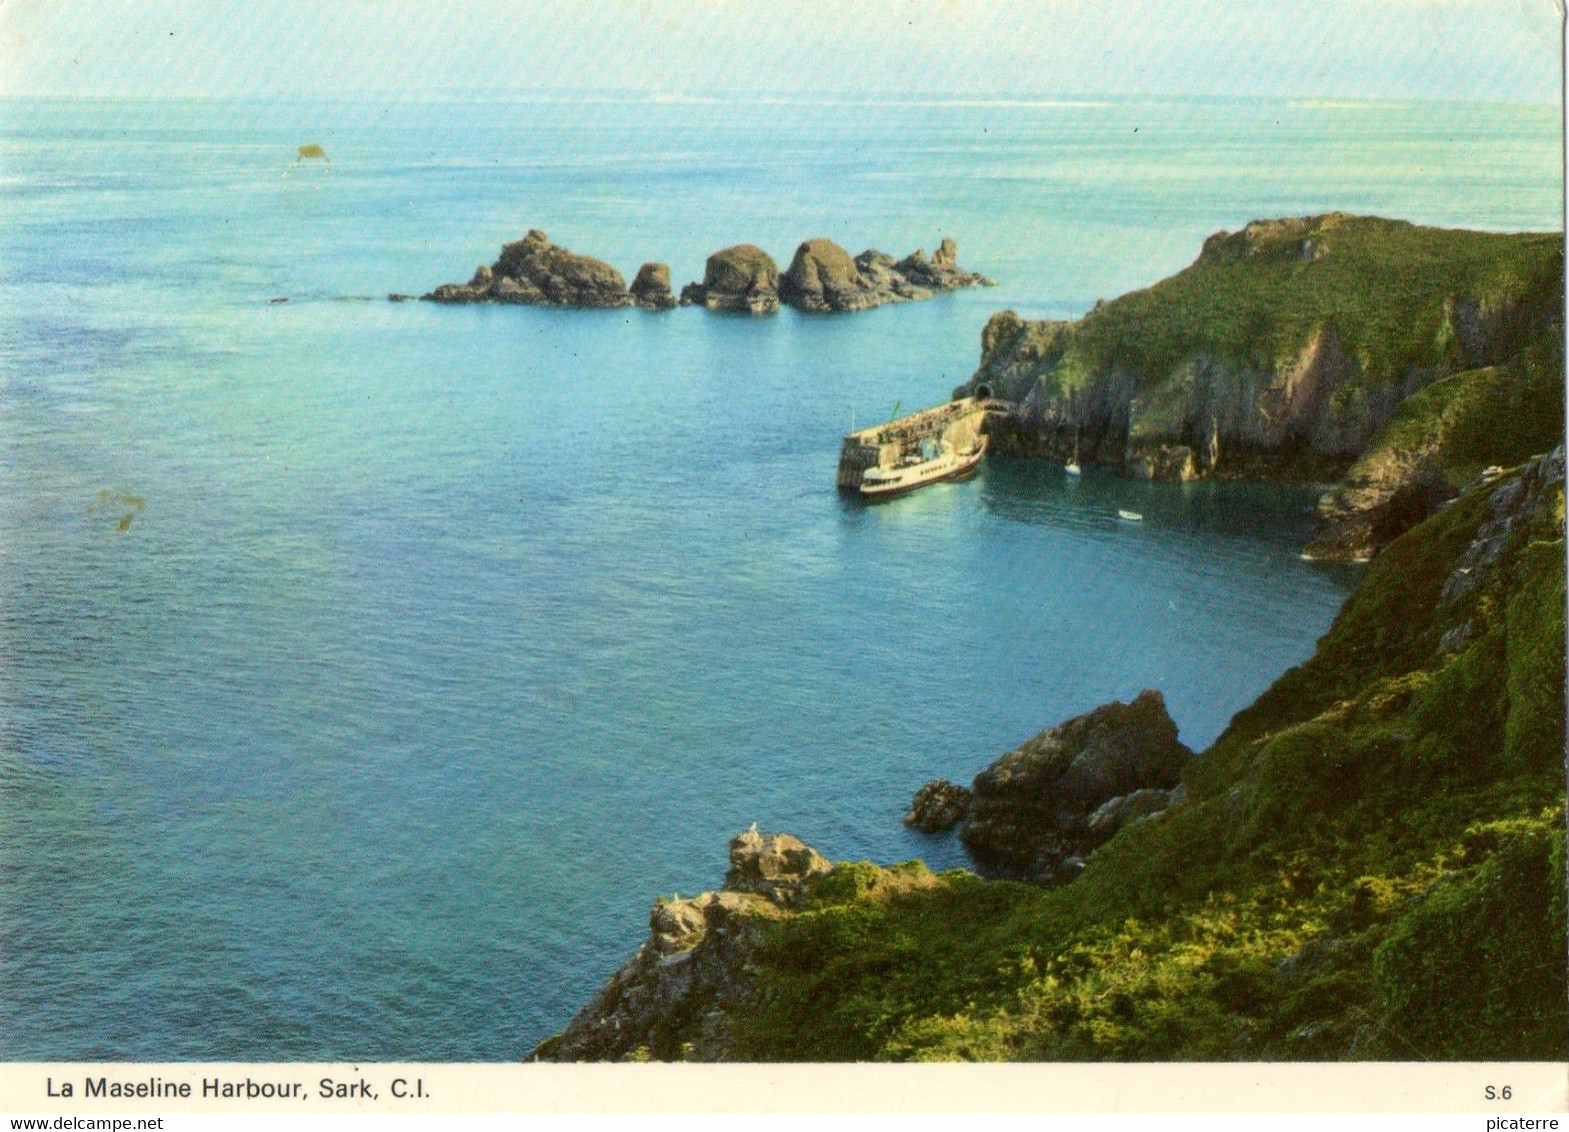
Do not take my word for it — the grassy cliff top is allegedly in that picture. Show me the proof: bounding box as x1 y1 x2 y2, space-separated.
982 215 1563 398
1088 215 1559 382
726 449 1567 1061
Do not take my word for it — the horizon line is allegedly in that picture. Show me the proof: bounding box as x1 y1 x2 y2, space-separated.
0 90 1560 110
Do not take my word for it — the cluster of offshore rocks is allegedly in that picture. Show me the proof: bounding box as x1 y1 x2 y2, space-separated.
905 689 1193 886
417 230 991 313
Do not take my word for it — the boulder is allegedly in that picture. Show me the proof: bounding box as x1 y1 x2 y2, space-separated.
683 245 780 313
724 826 831 905
779 238 876 312
547 887 782 1062
630 262 676 310
960 690 1193 882
904 779 972 832
1084 787 1177 840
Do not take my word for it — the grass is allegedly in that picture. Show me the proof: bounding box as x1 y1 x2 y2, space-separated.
721 457 1567 1061
1064 217 1562 394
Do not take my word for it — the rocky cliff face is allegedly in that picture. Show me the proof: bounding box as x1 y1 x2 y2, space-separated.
778 236 993 312
1303 339 1565 560
423 229 639 308
629 262 677 309
957 689 1194 884
539 829 829 1061
958 215 1563 560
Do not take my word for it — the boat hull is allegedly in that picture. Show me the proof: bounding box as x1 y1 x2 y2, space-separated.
859 443 986 501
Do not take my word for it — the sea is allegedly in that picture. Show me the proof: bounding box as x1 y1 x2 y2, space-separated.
0 94 1559 1060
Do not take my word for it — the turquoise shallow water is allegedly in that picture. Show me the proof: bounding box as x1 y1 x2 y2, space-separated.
0 96 1558 1059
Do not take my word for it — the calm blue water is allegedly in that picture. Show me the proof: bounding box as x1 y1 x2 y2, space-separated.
0 96 1558 1060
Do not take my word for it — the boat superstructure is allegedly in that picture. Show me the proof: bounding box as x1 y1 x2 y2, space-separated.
837 396 998 498
858 435 988 499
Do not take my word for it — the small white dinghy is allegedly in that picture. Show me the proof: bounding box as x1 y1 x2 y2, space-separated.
1117 509 1143 522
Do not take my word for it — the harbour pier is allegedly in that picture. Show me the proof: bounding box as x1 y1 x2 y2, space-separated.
836 396 1008 489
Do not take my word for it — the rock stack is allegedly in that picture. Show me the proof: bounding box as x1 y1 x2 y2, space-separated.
421 231 990 315
778 236 993 313
679 245 781 313
422 229 674 310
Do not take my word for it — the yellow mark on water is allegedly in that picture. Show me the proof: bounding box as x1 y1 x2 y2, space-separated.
284 144 331 179
89 490 144 534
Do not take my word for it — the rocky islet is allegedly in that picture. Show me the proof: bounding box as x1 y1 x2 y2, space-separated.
423 229 660 309
678 243 782 313
769 235 994 313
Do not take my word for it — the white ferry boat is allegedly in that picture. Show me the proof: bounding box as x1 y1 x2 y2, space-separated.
859 436 988 500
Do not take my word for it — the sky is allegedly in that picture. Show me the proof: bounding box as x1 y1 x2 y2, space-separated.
0 0 1562 102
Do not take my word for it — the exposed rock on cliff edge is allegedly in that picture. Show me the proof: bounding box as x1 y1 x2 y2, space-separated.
539 829 830 1061
958 689 1193 884
629 262 677 310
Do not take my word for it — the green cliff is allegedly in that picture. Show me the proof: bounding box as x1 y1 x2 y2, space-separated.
960 214 1563 559
545 446 1566 1062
